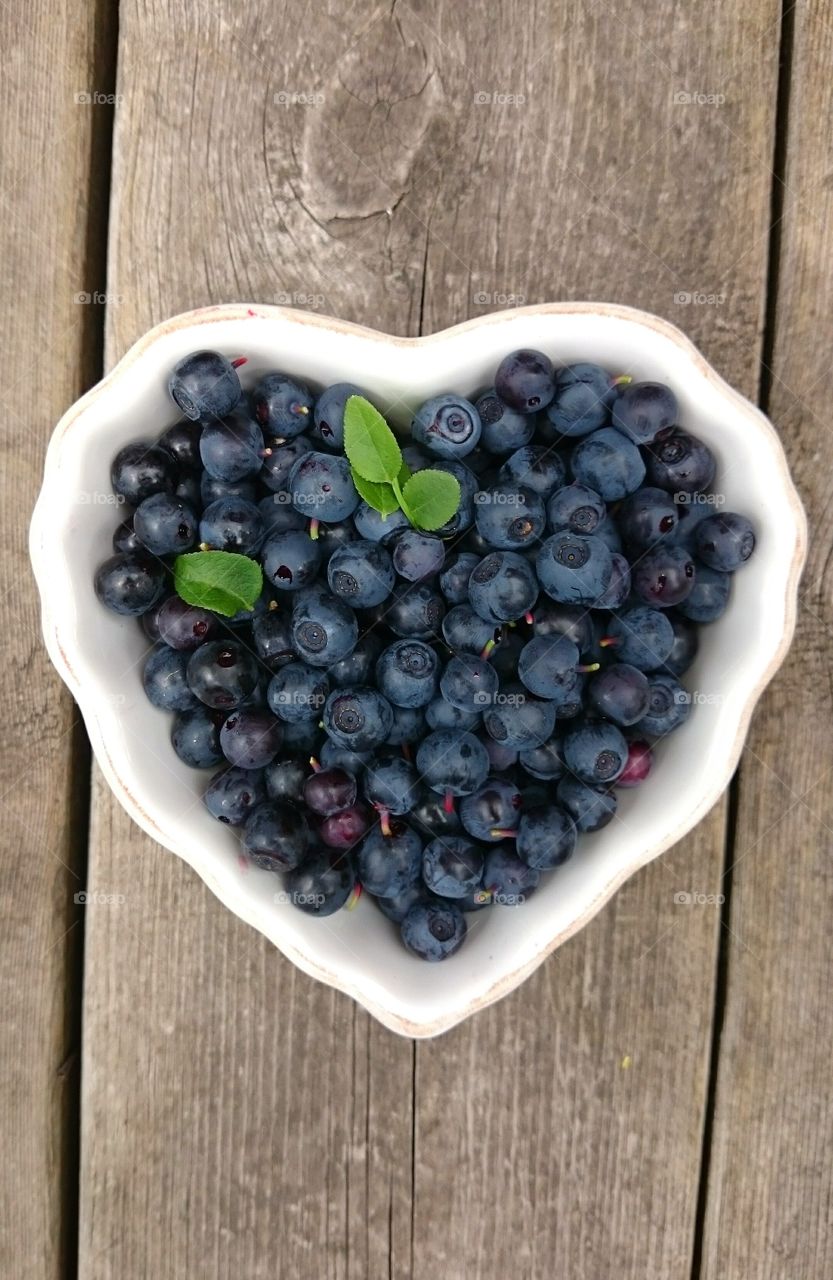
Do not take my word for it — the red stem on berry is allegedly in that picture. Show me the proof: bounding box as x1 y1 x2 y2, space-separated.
524 611 534 626
480 637 497 660
443 791 455 815
260 447 273 458
375 805 392 837
345 883 363 911
294 404 310 416
489 827 517 839
598 636 619 649
309 518 320 541
576 662 600 673
309 756 322 773
231 356 248 369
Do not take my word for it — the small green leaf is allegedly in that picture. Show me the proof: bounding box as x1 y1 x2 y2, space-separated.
401 470 461 531
397 460 412 488
174 551 263 618
343 396 402 483
351 469 400 517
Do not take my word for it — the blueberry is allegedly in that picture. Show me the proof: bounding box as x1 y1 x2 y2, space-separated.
143 643 199 711
587 664 650 726
518 736 564 781
596 553 631 609
482 845 539 904
570 427 646 500
168 350 242 421
200 408 264 481
401 901 467 960
158 419 203 471
411 394 482 458
261 529 323 592
536 531 613 606
251 372 313 438
632 545 696 608
358 822 422 896
311 382 367 450
376 640 439 708
498 445 565 497
320 805 372 849
660 612 699 676
284 848 356 916
533 601 597 653
170 705 224 767
495 349 555 414
517 634 581 704
424 697 481 732
430 459 479 536
516 805 577 869
291 592 358 667
318 741 371 776
416 730 490 798
186 639 260 709
375 883 434 925
410 789 463 839
546 483 606 535
323 686 394 752
329 634 383 687
676 563 731 623
386 704 426 746
94 553 167 616
156 596 219 651
267 662 329 723
616 487 677 551
439 552 481 605
603 606 674 671
563 721 628 784
257 493 306 540
112 517 142 554
422 836 485 898
259 435 312 493
364 757 419 816
694 512 756 571
220 708 283 769
545 362 618 436
459 778 522 842
439 653 499 713
241 801 310 871
200 473 257 506
482 686 555 750
644 429 715 494
468 551 538 624
111 441 178 505
441 604 498 655
594 514 623 554
264 756 308 801
303 767 357 816
475 388 535 454
612 380 677 445
327 540 394 607
634 673 691 736
199 497 263 555
250 611 295 670
556 776 617 832
203 767 266 825
385 583 445 639
353 502 410 544
289 450 358 524
392 530 445 582
474 483 546 550
618 740 654 788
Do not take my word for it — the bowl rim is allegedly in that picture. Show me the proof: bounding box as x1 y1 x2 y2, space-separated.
30 300 808 1037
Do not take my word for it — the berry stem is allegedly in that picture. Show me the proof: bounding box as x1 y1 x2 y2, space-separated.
576 662 600 673
524 611 535 625
309 518 320 541
345 883 363 911
309 756 322 773
480 637 496 660
599 636 619 649
376 805 392 837
231 356 248 369
443 790 455 815
489 827 517 839
401 742 412 762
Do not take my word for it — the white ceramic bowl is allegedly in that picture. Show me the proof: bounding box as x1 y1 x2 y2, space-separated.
30 303 806 1037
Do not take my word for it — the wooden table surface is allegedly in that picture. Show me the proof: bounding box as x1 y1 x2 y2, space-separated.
5 0 832 1275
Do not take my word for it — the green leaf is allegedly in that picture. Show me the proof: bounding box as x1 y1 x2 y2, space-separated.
401 470 461 531
343 396 402 483
174 551 263 618
351 469 400 517
397 460 412 488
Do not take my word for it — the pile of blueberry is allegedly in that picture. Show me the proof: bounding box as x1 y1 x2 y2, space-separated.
94 347 756 961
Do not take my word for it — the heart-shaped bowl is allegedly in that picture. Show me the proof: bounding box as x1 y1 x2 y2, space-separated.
30 302 806 1037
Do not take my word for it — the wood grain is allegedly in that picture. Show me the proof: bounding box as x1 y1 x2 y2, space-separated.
79 1 779 1277
700 3 833 1275
0 0 115 1275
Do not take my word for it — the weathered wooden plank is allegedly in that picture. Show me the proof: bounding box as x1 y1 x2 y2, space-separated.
79 0 779 1277
0 0 116 1275
700 5 833 1275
